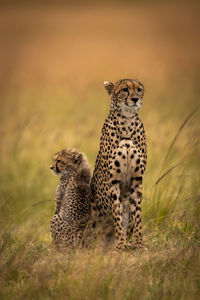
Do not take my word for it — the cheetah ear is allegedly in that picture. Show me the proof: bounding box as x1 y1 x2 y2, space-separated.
74 153 82 165
104 81 114 95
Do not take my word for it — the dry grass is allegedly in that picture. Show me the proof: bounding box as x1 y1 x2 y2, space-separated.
0 2 200 299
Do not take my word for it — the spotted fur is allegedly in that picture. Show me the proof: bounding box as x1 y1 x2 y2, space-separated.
90 79 147 249
50 148 91 250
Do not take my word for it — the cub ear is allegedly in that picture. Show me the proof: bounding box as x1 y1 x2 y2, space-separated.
104 81 114 95
74 153 82 165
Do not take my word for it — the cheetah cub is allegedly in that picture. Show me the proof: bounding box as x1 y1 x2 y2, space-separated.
50 148 91 250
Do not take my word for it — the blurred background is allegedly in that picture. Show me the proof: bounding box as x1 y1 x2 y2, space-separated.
1 1 200 89
0 0 199 234
0 1 200 298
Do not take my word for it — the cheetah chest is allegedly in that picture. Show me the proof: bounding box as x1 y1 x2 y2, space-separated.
111 139 139 195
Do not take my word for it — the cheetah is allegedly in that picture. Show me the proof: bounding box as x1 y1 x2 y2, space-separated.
50 148 91 250
90 78 147 250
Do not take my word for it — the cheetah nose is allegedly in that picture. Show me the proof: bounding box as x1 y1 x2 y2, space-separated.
50 166 53 170
131 97 139 103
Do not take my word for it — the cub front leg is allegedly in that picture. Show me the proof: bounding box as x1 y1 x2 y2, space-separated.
110 180 126 249
55 182 65 214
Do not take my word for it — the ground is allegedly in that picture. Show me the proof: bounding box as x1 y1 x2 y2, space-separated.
0 1 200 299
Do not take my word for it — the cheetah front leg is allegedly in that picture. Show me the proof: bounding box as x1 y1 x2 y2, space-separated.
127 177 143 248
110 181 126 249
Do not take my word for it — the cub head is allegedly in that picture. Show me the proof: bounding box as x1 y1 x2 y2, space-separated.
50 148 91 183
104 78 144 116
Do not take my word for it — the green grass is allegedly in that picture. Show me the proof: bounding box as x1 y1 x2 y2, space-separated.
0 81 199 299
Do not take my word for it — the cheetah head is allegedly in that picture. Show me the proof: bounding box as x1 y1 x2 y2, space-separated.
50 148 91 182
104 78 144 116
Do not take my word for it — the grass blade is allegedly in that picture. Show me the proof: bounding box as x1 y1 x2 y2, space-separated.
153 163 180 187
161 105 199 169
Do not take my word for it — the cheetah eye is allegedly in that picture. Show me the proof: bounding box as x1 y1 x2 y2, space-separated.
138 87 142 92
122 88 129 93
57 159 61 163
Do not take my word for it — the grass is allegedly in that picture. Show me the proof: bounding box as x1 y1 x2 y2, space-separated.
0 84 199 300
0 2 200 299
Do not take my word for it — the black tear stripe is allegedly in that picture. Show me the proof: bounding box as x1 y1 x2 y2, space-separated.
56 162 60 173
116 89 129 97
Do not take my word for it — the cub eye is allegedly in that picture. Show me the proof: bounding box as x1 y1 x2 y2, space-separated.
57 159 61 163
138 87 142 92
122 88 129 92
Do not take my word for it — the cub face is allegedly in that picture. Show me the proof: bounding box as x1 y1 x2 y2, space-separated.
104 78 144 115
50 148 82 176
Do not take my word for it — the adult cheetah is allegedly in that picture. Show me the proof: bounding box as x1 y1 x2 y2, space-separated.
90 79 147 249
50 148 91 250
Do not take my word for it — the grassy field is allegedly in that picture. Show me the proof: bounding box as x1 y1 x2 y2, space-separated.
0 2 200 299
